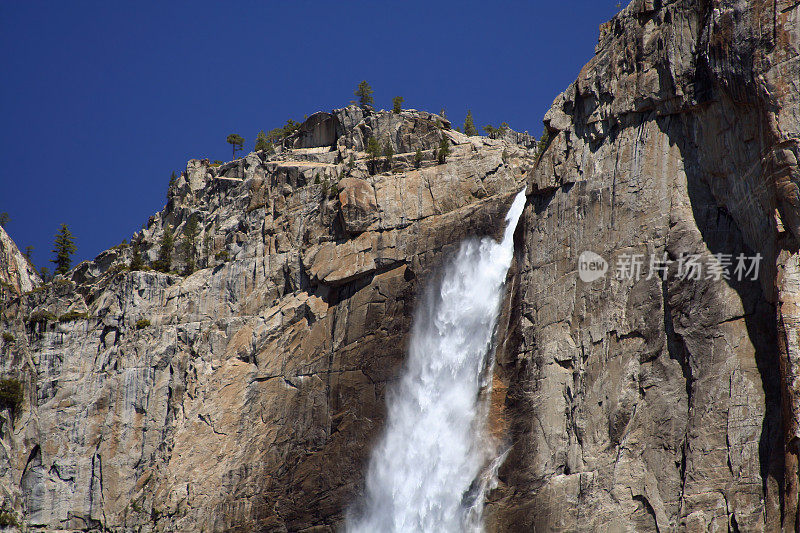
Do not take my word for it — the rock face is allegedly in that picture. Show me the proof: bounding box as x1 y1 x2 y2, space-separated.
0 108 529 531
1 1 798 531
291 112 341 149
485 0 800 532
0 226 40 300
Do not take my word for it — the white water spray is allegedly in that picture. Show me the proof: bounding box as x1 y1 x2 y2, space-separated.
347 189 527 533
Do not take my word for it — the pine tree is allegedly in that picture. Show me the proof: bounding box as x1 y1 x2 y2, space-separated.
167 171 178 201
0 213 9 227
130 241 144 271
355 81 374 107
535 129 550 159
51 224 76 275
414 148 423 169
182 215 200 275
204 233 212 268
23 246 33 260
226 134 245 159
39 267 52 283
267 119 300 144
383 140 394 170
392 96 404 113
438 137 450 164
366 137 381 174
463 110 478 136
255 130 272 153
155 225 174 273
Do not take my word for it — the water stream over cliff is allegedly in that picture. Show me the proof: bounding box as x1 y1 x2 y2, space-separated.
346 189 527 533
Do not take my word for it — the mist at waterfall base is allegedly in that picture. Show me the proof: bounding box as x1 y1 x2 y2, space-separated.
346 189 527 533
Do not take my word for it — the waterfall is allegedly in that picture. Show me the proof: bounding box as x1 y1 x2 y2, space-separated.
347 189 527 533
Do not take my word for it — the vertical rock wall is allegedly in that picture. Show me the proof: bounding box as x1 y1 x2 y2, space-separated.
488 0 800 531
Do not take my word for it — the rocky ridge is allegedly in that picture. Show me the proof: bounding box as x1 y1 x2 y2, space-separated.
0 106 530 531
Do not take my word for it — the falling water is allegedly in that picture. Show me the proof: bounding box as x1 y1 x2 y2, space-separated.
347 189 527 533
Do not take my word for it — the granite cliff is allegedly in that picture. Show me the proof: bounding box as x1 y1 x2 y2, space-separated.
0 227 40 302
0 0 799 531
487 0 800 531
0 106 529 531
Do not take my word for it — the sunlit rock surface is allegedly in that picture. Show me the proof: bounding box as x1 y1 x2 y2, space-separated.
1 0 799 531
486 1 800 531
0 226 40 299
0 107 527 531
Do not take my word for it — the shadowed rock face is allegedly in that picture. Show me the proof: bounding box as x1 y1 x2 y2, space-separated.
292 112 341 149
1 1 798 531
0 108 529 531
486 0 800 531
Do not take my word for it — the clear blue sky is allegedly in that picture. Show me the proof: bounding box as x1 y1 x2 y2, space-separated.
0 1 620 270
